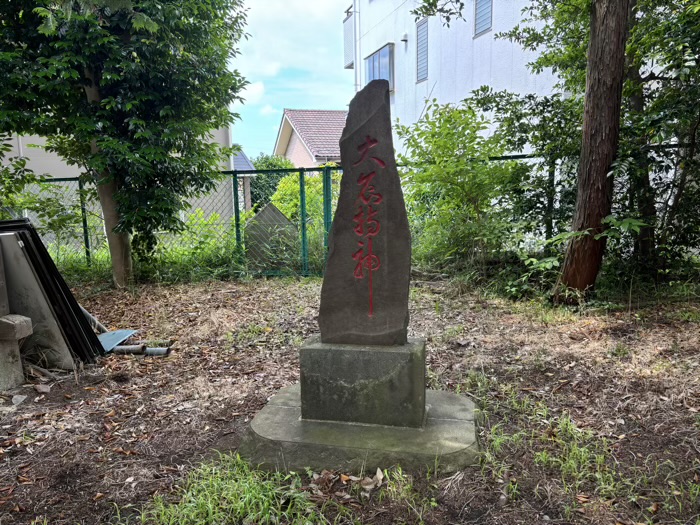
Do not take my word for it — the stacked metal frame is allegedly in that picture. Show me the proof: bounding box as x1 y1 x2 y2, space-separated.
0 219 103 363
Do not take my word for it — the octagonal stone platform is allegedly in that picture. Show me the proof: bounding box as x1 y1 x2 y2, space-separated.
239 384 479 474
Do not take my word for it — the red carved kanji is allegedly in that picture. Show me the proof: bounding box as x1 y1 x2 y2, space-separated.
353 135 386 168
353 205 381 238
357 172 384 206
352 241 381 279
351 136 386 317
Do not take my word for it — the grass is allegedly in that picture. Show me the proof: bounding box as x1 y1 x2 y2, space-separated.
122 454 348 525
609 342 632 359
119 456 447 525
14 278 699 525
459 369 700 524
376 467 439 524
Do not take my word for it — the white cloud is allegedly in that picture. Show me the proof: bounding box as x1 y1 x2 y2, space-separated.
260 104 281 117
236 0 353 88
232 0 355 155
241 81 265 105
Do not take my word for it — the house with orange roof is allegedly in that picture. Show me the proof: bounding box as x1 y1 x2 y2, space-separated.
273 109 348 167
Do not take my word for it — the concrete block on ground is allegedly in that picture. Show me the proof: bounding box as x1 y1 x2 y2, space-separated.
300 337 425 427
0 314 31 391
0 314 33 340
239 384 479 474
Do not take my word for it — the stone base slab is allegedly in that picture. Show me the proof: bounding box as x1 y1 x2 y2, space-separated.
239 384 479 474
300 337 425 427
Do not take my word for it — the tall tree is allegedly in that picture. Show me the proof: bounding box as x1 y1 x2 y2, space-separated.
554 0 631 296
0 0 247 286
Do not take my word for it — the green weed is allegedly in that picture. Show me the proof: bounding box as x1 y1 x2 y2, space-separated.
609 342 632 359
126 454 342 525
378 467 438 524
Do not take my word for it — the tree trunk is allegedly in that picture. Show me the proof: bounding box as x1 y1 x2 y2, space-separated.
84 67 133 287
94 169 132 287
554 0 630 300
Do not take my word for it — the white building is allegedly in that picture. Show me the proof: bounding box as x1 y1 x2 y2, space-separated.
343 0 559 133
7 128 234 179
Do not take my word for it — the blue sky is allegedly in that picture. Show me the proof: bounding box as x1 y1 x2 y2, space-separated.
231 0 355 160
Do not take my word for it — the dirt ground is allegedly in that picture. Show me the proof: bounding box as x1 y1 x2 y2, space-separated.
0 278 698 524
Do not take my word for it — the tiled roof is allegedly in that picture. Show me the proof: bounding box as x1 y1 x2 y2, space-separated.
232 147 255 170
284 109 348 158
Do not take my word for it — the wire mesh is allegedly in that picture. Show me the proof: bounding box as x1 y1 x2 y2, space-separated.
35 167 343 277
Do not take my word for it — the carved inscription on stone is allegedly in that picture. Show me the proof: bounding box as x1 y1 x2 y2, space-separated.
319 80 411 345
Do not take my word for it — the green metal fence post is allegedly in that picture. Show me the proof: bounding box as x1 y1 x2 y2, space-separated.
299 169 309 276
78 178 91 266
233 171 242 250
322 166 333 256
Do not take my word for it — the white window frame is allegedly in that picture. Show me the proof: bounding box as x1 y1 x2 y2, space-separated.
365 43 394 90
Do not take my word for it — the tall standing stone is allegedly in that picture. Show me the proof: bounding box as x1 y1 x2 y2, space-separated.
319 80 411 346
238 80 477 473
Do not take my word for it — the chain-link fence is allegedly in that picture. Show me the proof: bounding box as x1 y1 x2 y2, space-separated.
30 167 342 277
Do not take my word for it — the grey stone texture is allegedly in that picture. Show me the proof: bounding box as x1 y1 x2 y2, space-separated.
245 203 297 273
0 314 32 391
300 337 425 427
240 384 479 474
319 80 411 346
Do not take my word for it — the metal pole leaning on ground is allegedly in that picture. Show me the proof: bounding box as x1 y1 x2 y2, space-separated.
322 166 333 259
299 169 308 276
233 172 242 250
78 178 91 266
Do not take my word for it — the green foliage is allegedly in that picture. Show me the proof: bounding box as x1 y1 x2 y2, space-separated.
499 0 700 277
134 208 245 282
411 0 700 298
0 0 248 256
0 135 42 217
132 454 334 525
411 1 465 25
272 172 324 223
396 100 521 270
269 166 339 274
1 135 83 242
471 89 582 242
250 153 295 209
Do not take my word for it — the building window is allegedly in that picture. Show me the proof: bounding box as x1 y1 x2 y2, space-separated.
475 0 492 36
365 44 394 90
416 18 428 82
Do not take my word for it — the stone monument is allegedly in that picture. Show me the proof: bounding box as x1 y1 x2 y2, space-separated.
245 202 297 273
240 80 477 473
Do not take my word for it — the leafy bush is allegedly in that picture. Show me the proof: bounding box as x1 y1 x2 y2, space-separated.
397 100 524 271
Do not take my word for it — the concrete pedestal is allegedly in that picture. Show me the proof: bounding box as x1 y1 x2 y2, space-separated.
239 384 479 473
0 314 32 391
300 338 425 427
238 336 479 473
